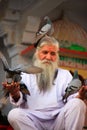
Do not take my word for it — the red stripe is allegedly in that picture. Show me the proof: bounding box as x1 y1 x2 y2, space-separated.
60 48 87 56
20 45 35 55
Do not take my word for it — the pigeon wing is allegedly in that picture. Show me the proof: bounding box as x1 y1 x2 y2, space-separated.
36 16 54 36
0 51 10 71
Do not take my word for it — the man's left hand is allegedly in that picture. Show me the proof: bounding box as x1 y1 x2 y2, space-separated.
77 85 87 100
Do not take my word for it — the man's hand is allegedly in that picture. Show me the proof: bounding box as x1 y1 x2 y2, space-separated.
76 85 87 100
2 81 20 102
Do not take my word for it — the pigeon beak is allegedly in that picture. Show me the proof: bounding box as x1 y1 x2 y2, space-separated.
22 66 43 74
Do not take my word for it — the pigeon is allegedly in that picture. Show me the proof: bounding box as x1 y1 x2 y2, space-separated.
0 51 43 97
63 70 82 103
0 51 43 78
36 16 54 37
21 16 54 57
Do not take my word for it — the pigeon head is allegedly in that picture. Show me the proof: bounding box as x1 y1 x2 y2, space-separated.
68 70 82 89
44 16 49 20
73 70 79 79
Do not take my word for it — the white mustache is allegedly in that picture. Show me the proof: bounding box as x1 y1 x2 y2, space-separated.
41 60 53 64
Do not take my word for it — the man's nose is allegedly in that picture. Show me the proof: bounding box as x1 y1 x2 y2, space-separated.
46 53 51 60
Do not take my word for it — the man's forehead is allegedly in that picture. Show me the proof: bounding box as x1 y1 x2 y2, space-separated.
40 44 58 52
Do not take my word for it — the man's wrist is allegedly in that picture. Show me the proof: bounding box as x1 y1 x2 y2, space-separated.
76 94 84 100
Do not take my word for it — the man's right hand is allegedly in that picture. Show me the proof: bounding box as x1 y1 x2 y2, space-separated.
2 81 20 102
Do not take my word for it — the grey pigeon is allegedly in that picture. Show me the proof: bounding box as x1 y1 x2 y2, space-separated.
63 70 82 103
36 16 54 37
0 51 43 97
21 16 54 58
0 51 43 77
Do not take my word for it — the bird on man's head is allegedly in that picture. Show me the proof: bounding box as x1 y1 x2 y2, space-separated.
36 16 54 37
20 16 54 57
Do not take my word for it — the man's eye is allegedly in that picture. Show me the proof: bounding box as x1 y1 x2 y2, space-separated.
42 51 48 54
50 52 56 56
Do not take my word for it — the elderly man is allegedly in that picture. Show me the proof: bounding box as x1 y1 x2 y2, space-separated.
2 36 87 130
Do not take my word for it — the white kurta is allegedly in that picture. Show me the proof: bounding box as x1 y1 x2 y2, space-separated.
11 68 72 109
8 68 86 130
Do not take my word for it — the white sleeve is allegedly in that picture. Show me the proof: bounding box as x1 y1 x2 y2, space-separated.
67 92 79 101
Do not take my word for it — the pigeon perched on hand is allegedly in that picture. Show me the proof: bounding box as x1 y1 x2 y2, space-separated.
36 16 54 37
63 70 82 103
0 51 43 97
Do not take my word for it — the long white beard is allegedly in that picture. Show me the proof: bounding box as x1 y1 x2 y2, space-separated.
33 57 58 92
